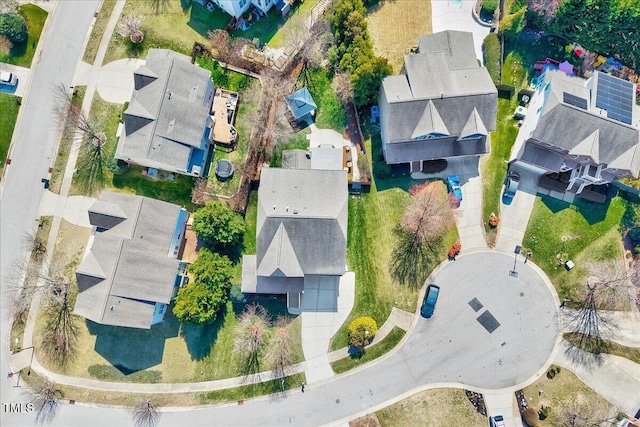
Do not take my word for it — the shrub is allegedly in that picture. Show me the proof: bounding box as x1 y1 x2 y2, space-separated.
522 407 539 426
481 0 498 16
489 213 500 227
628 226 640 243
106 154 129 175
539 405 551 419
482 33 501 84
499 6 527 43
0 13 27 43
348 316 377 348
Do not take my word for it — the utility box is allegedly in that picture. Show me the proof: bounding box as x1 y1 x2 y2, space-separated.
565 260 575 271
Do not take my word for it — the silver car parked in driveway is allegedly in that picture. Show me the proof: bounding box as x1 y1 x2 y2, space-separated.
0 71 18 86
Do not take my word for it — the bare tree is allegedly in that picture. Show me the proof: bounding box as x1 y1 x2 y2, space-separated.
117 13 144 39
233 304 271 380
25 380 63 424
556 393 614 427
40 281 80 369
400 182 455 246
332 72 354 105
0 34 13 53
23 232 47 262
265 317 295 379
208 29 231 61
283 14 307 52
0 0 19 14
389 226 441 288
565 260 639 356
131 399 160 427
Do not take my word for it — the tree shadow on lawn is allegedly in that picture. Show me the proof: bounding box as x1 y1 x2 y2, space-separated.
87 315 180 374
179 304 227 361
540 195 610 225
232 294 291 320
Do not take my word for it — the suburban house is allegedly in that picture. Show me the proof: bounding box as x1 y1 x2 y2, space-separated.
115 49 215 177
378 30 497 173
285 87 317 125
74 191 190 329
241 167 348 314
210 0 276 19
511 69 640 202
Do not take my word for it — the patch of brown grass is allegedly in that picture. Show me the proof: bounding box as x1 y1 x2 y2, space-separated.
350 413 382 427
376 388 486 427
366 0 433 73
522 368 613 425
52 220 90 280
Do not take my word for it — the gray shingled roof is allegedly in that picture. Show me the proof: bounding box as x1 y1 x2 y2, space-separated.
115 49 212 172
519 141 565 172
533 103 640 176
255 168 347 281
384 135 488 164
74 191 185 329
379 31 496 155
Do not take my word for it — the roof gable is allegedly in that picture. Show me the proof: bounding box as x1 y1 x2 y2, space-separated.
569 129 600 163
458 107 488 139
256 223 304 277
411 100 449 138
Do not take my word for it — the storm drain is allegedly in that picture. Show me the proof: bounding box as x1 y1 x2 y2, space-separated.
468 298 483 312
477 310 500 333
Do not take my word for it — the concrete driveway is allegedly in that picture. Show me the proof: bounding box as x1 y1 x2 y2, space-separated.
412 156 487 250
75 58 144 104
0 63 30 97
431 0 491 63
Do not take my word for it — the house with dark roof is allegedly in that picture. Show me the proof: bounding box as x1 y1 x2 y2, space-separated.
74 192 190 329
115 49 215 177
241 168 348 313
378 30 497 173
285 87 317 125
511 70 640 200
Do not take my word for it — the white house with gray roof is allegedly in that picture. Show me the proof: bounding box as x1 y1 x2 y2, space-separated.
511 70 640 201
378 30 497 173
241 168 348 313
74 192 189 329
115 49 214 177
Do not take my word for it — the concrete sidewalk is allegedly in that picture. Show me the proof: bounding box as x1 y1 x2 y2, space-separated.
554 340 640 415
40 191 95 227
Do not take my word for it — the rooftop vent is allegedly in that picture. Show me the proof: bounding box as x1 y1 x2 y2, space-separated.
293 209 299 214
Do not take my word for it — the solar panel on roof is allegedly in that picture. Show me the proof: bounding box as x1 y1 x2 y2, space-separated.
595 73 634 125
563 93 588 110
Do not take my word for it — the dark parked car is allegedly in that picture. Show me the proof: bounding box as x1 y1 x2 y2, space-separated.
446 175 463 202
503 171 520 200
420 284 440 318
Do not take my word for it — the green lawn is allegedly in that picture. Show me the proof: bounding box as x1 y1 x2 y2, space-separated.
0 4 48 67
103 0 226 64
305 67 347 132
0 93 21 173
82 0 117 64
482 51 528 241
330 137 459 351
196 56 255 92
50 86 86 194
522 196 626 301
564 332 640 364
243 191 258 255
36 295 303 383
331 327 405 374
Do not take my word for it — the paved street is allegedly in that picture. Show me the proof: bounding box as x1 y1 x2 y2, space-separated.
0 1 100 426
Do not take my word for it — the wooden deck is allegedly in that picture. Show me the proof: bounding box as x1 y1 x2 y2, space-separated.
210 88 239 146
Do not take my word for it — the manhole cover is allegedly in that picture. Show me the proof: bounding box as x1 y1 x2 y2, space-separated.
336 399 340 404
468 297 483 312
477 310 501 334
520 292 525 297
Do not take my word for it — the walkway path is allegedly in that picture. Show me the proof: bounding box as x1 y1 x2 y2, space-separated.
40 191 95 228
75 57 144 104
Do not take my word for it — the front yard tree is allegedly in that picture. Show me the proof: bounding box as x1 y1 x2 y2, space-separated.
26 380 63 424
0 13 27 43
234 304 271 378
566 260 639 355
265 317 295 379
40 279 80 369
348 316 377 348
192 201 245 250
390 182 454 288
173 249 233 324
557 393 613 427
117 13 144 43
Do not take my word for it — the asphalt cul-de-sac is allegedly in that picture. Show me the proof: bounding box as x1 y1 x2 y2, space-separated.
401 251 559 390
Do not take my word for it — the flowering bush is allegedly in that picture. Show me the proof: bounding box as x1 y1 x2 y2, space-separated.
489 213 500 227
348 316 377 348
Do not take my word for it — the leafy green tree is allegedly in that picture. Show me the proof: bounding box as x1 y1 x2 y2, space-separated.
352 56 392 107
0 13 27 43
481 0 498 16
173 281 227 324
192 201 244 249
173 249 233 324
483 33 501 84
499 6 526 43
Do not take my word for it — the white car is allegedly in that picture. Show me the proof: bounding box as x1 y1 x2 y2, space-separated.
0 71 18 86
489 415 506 427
